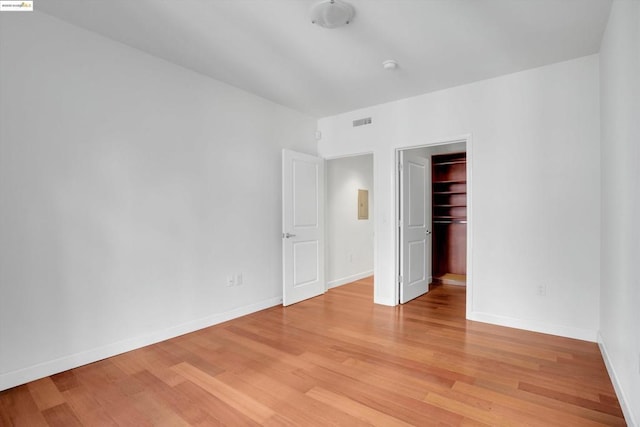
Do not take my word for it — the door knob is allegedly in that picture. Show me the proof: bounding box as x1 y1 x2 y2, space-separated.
283 232 296 239
426 230 432 235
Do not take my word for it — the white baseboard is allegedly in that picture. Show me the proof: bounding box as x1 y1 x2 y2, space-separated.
327 270 374 289
467 311 597 342
0 296 282 392
598 332 637 427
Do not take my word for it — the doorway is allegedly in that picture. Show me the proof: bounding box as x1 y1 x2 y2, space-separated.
431 149 467 286
396 139 471 307
325 153 374 292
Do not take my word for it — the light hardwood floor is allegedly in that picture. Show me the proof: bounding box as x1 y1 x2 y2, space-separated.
0 277 625 426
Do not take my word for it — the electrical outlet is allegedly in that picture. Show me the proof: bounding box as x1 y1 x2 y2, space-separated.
536 284 546 296
226 275 235 287
236 273 243 286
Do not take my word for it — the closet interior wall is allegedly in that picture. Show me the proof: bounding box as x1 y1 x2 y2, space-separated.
432 152 467 286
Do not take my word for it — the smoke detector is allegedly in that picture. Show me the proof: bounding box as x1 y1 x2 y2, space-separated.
310 0 355 29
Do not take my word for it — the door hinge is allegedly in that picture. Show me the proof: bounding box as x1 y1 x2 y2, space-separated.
398 275 403 284
398 161 403 171
398 219 403 227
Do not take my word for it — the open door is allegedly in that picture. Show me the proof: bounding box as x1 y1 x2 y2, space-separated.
399 150 432 303
282 149 325 306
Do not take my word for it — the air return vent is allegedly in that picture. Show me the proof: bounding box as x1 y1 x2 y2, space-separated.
353 117 372 127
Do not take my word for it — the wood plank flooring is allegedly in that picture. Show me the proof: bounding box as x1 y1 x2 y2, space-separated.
0 277 626 426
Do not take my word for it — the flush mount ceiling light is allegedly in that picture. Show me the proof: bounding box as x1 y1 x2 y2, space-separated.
383 59 398 70
310 0 355 29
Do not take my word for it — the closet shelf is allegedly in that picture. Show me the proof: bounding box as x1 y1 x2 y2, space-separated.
433 191 466 195
434 219 467 224
434 160 466 166
434 204 466 208
433 180 466 184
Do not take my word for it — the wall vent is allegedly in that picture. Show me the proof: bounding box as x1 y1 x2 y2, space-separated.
353 117 372 127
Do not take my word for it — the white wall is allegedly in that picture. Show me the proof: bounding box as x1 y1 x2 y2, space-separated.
318 55 601 341
599 1 640 424
0 12 316 390
326 154 374 288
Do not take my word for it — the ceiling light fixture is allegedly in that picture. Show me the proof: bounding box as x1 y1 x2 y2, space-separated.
310 0 355 29
383 59 398 70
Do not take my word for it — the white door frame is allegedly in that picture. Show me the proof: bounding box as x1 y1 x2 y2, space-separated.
323 151 376 292
394 135 473 316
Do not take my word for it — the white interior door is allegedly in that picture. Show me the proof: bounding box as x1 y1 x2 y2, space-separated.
399 150 432 303
282 149 325 306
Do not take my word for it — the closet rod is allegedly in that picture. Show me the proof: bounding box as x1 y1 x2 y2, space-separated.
433 220 467 224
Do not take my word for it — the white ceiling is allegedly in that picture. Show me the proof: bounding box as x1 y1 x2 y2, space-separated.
37 0 612 118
